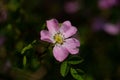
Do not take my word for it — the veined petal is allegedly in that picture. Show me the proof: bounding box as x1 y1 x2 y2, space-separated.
63 21 72 27
60 21 77 38
60 21 71 32
63 38 80 54
46 19 59 34
53 45 69 62
40 30 53 43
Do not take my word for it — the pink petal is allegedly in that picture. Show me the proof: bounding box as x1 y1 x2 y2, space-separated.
64 1 80 14
103 23 119 35
60 21 77 38
63 21 72 27
60 21 71 32
107 0 117 6
53 45 69 62
40 30 53 43
98 0 110 9
63 38 80 54
46 19 59 34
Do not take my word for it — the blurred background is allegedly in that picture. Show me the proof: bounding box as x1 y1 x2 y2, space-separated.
0 0 120 80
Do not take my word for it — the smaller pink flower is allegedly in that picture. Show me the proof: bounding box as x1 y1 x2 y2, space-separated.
103 23 119 35
98 0 117 9
40 19 80 62
64 1 80 14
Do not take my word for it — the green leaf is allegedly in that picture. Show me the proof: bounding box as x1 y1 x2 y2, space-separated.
41 24 46 29
68 56 84 65
70 68 84 80
21 44 33 54
68 59 83 65
76 69 85 74
31 40 37 45
21 40 37 54
23 56 27 67
7 0 20 11
60 61 69 77
32 58 40 69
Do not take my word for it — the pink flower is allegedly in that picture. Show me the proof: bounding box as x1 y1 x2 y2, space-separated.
98 0 117 9
103 23 120 35
40 19 80 62
64 1 80 14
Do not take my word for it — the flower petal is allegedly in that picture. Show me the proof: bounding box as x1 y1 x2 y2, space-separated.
63 38 80 54
60 21 77 38
103 23 119 35
53 45 69 62
46 19 59 34
40 30 52 43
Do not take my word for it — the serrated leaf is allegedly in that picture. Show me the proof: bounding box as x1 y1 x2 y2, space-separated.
23 56 27 67
60 61 69 77
70 68 84 80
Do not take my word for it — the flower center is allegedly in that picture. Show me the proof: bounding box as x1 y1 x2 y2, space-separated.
54 33 64 44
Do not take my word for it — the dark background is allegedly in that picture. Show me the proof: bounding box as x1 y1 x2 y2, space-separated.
0 0 120 80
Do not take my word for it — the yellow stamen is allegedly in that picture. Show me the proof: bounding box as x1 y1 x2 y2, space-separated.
54 33 64 44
